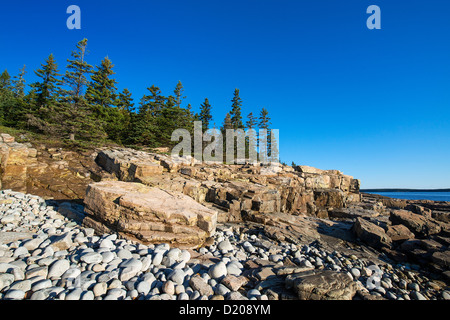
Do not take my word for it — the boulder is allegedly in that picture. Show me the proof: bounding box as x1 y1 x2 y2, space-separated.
95 149 163 181
386 224 415 242
390 210 441 237
286 270 357 300
353 217 392 249
431 251 450 269
83 181 217 248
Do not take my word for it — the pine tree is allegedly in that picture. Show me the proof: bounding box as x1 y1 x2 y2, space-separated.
245 112 258 160
139 85 165 117
130 85 165 146
27 54 63 134
246 112 257 130
199 98 212 132
115 88 134 143
221 113 233 161
30 54 62 109
174 80 185 108
85 56 118 111
62 39 92 100
258 108 271 130
3 67 28 128
0 70 12 125
230 88 244 129
0 70 12 92
11 65 26 98
58 39 99 141
221 113 233 132
258 108 272 161
117 88 134 113
85 57 118 142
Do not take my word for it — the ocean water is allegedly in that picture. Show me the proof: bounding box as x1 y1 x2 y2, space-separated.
366 192 450 202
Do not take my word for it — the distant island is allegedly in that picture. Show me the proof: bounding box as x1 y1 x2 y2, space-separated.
361 188 450 193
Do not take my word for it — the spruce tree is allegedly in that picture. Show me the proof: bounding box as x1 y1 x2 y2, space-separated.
199 98 212 132
221 113 233 161
62 39 92 100
115 88 134 143
174 80 185 108
85 57 118 142
3 67 28 128
59 39 99 141
0 70 12 125
0 70 12 92
30 54 62 109
85 56 118 111
245 112 258 160
117 88 134 113
230 88 244 129
246 112 257 130
258 108 272 161
27 54 62 134
11 66 26 98
131 85 165 146
221 113 233 132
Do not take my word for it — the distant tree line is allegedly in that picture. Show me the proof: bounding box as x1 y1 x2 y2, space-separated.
0 39 277 160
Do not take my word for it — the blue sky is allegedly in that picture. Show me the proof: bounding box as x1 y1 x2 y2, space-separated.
1 0 449 188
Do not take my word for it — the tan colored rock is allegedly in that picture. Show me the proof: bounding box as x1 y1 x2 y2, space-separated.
92 147 362 221
83 181 217 248
353 217 392 249
95 149 163 181
295 165 324 175
0 133 15 144
189 274 213 296
386 224 415 242
390 210 441 237
286 270 357 300
314 189 345 209
221 275 248 291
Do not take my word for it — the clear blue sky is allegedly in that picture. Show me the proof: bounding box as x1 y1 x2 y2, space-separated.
1 0 449 189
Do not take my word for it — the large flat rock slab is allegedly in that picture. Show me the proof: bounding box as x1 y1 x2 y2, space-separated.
83 181 217 248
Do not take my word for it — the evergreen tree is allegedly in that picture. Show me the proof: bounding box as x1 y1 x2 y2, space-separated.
115 88 134 143
139 85 165 117
62 38 92 100
0 70 12 107
0 70 12 124
174 80 185 108
58 39 100 141
258 108 271 130
30 54 62 109
230 88 244 129
258 108 272 161
246 112 257 130
221 113 233 132
85 56 118 111
245 112 258 160
2 67 28 128
117 88 134 113
85 57 118 141
11 65 26 98
130 85 165 146
221 113 233 161
0 70 12 92
199 98 212 132
27 54 63 134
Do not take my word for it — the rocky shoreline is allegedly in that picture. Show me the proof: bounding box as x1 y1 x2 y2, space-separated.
0 190 449 301
0 133 449 300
